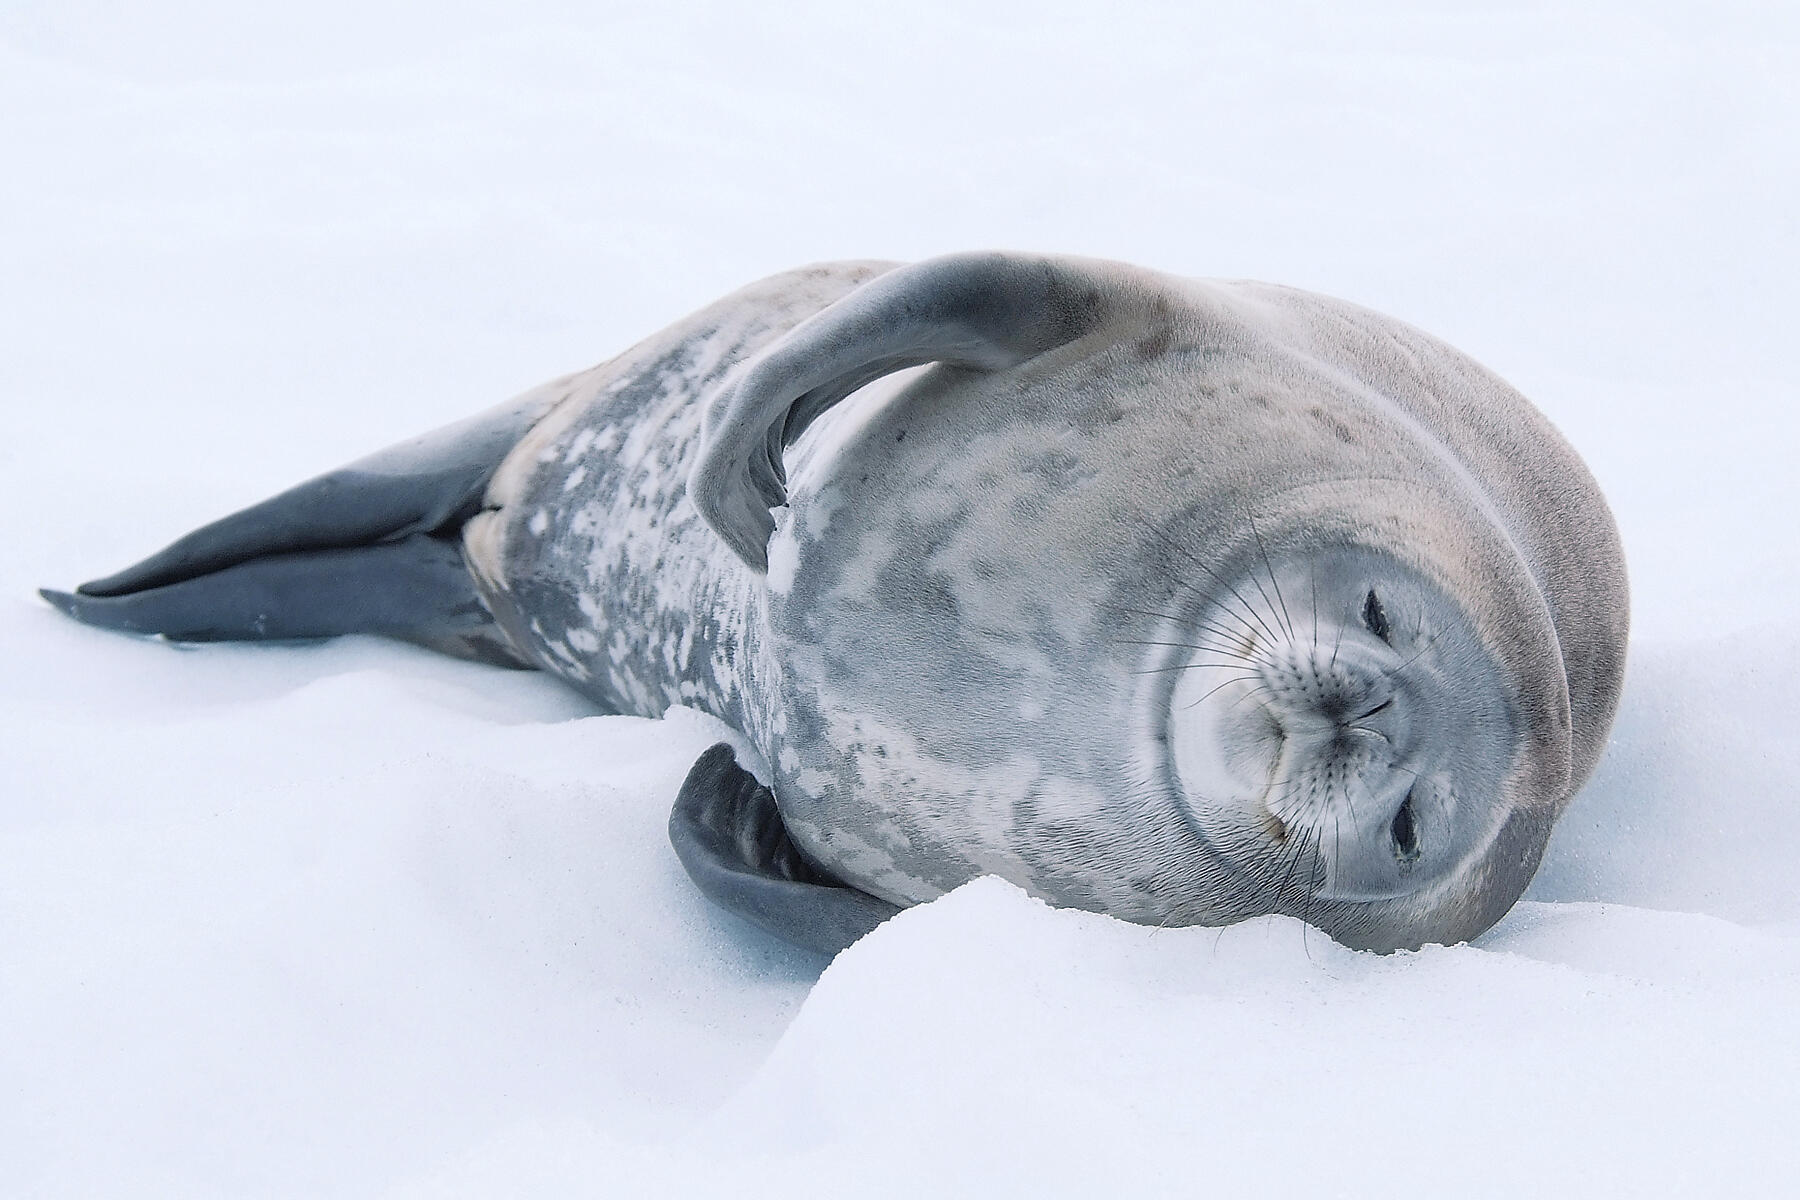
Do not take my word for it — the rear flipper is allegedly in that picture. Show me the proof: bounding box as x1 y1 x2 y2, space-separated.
42 533 524 666
40 394 557 667
670 744 900 956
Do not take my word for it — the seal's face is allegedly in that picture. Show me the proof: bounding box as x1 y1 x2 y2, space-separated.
1152 543 1528 949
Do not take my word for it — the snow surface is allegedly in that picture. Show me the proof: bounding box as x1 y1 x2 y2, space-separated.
5 2 1798 1196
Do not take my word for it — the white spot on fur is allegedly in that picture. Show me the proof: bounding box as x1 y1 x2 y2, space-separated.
527 510 549 536
766 511 800 595
563 429 596 462
796 767 835 796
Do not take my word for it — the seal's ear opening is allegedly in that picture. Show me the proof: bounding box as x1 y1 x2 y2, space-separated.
669 743 900 956
689 251 1116 569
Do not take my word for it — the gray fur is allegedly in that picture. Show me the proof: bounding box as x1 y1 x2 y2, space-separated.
46 252 1629 953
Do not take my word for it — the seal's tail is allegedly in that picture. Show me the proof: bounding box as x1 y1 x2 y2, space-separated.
40 397 553 668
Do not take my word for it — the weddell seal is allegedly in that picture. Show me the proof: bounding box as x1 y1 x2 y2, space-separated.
42 252 1629 954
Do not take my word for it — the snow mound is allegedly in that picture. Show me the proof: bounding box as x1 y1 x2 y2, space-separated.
403 879 1800 1199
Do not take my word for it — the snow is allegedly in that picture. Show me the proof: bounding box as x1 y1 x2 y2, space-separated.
4 2 1797 1196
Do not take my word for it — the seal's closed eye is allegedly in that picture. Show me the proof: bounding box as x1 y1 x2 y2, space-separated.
1391 789 1422 864
1361 589 1391 643
668 744 900 955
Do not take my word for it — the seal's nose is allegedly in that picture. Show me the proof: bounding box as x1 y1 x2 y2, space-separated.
1256 635 1397 741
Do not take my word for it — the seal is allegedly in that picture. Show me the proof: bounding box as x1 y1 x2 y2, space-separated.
42 252 1630 954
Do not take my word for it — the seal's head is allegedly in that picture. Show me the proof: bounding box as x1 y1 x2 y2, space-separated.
1139 501 1575 951
685 251 1626 954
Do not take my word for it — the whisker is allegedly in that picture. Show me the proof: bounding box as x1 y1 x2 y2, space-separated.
1263 779 1318 910
1249 517 1295 640
1142 525 1286 648
1309 561 1320 658
1111 637 1260 658
1182 679 1268 710
1132 662 1262 677
1103 604 1276 667
1382 628 1447 681
1104 603 1194 626
1212 682 1273 713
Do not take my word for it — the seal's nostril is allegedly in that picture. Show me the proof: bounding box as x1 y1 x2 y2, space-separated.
1355 698 1393 722
1391 788 1421 863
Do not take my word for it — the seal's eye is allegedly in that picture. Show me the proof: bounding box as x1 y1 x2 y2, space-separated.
1391 789 1421 863
1361 588 1391 643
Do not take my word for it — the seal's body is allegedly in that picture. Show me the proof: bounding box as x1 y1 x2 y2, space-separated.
45 254 1629 954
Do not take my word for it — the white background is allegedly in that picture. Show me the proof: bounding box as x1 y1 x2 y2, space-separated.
4 3 1796 1195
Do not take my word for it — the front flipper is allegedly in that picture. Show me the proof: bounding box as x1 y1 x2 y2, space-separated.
669 744 900 956
690 251 1131 570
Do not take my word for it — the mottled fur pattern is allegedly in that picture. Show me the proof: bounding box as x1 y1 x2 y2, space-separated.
48 253 1627 952
462 254 1627 949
